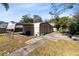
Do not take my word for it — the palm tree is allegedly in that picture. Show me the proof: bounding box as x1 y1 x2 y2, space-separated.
1 3 9 11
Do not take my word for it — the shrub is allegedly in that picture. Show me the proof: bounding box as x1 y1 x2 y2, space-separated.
59 28 69 33
68 22 78 35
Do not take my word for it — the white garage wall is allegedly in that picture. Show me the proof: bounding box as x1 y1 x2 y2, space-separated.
34 23 40 36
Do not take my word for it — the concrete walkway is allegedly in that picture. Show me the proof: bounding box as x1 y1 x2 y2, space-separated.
25 37 42 45
6 37 47 56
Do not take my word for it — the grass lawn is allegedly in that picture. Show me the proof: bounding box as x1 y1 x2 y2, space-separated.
0 33 34 56
28 40 79 56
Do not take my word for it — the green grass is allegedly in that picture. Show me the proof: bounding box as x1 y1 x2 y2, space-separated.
28 40 79 56
0 35 7 41
0 33 34 56
14 32 22 35
0 39 25 55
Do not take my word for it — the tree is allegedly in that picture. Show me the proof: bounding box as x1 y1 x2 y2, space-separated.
53 17 71 32
1 3 9 11
54 17 60 30
20 15 33 23
68 21 78 35
71 13 79 34
73 13 79 24
67 13 79 35
33 15 43 23
49 3 75 30
49 3 74 19
58 17 71 29
51 16 74 33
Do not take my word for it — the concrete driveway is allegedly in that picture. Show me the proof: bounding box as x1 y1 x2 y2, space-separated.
44 33 71 41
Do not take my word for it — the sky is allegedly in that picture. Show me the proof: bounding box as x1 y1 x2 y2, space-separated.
0 3 79 22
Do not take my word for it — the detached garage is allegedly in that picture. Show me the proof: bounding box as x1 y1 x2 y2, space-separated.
22 23 53 36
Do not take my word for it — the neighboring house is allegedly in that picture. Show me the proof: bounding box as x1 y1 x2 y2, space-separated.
6 21 23 32
49 23 57 32
0 22 8 33
20 23 53 36
15 25 23 32
0 22 8 28
0 21 23 34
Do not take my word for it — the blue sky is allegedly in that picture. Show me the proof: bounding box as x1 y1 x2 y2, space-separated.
0 3 79 22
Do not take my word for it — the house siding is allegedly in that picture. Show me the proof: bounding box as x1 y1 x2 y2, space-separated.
40 23 53 35
0 28 6 33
